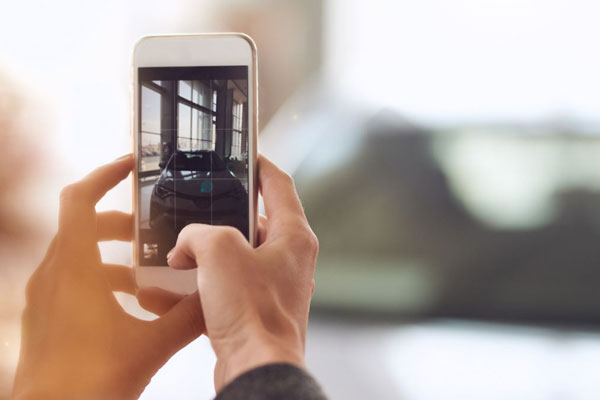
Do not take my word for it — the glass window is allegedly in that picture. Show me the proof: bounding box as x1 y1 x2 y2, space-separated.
191 108 199 141
231 131 242 158
178 80 192 100
231 101 243 158
140 133 161 171
191 81 211 108
202 113 212 140
232 102 243 132
140 86 162 172
141 86 161 134
177 137 191 151
178 104 191 138
177 81 217 152
192 81 199 104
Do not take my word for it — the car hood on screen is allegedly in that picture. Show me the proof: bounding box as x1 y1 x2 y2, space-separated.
157 169 239 197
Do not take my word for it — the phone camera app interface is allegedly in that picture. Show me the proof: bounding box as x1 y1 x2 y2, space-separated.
138 66 249 266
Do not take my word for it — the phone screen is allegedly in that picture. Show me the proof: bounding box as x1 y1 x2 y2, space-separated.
137 66 249 266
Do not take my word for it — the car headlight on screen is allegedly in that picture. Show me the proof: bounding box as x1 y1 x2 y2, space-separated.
154 185 173 199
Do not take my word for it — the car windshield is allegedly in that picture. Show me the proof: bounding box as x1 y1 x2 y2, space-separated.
167 151 226 172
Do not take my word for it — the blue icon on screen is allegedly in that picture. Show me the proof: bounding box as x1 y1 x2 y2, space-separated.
200 180 213 193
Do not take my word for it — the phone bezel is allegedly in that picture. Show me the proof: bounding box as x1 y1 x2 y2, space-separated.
131 33 258 294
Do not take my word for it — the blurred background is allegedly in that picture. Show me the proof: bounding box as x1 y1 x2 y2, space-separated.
1 0 600 398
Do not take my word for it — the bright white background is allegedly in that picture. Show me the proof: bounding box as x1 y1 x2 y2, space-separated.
325 0 600 126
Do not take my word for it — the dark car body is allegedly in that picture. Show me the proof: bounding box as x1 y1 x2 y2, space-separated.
149 150 248 236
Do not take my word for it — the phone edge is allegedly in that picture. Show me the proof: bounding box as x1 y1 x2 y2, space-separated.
130 33 259 293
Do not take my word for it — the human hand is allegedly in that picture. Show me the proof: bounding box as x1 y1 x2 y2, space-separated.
13 155 204 400
166 155 319 391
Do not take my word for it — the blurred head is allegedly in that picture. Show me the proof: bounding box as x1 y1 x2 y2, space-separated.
178 0 324 128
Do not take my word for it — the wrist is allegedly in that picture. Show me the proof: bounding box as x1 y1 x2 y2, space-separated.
213 324 305 390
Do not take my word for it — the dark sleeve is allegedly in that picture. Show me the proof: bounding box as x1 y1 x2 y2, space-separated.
214 363 328 400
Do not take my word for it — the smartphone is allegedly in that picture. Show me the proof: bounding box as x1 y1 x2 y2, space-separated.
132 34 258 294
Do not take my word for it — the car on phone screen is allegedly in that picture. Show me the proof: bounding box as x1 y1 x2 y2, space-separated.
149 150 248 236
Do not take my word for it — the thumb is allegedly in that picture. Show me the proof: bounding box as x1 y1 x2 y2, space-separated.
152 293 205 354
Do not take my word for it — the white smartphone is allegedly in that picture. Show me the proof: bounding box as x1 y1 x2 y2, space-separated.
131 34 258 294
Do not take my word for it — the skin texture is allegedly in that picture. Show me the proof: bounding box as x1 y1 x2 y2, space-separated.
167 155 319 391
12 155 205 400
13 154 318 398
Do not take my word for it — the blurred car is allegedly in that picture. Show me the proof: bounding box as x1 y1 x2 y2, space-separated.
149 150 248 234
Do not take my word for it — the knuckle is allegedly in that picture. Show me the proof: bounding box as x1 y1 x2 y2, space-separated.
24 276 38 303
284 227 319 255
179 223 198 239
21 306 35 328
24 268 46 304
178 223 207 245
180 222 197 235
59 183 84 205
280 170 295 187
210 226 243 246
306 230 319 256
137 294 152 312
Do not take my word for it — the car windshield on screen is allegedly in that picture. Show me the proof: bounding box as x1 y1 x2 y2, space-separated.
168 152 226 171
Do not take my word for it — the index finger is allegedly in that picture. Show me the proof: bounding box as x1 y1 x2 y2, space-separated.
258 155 306 227
58 154 133 246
